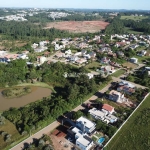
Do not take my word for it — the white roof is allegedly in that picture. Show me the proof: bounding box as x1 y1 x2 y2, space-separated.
72 127 83 137
76 116 95 129
76 136 91 147
89 108 105 119
119 81 135 88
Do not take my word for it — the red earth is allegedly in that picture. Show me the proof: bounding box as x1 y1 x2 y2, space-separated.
44 21 109 33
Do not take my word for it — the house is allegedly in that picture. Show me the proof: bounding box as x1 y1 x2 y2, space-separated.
55 52 65 58
76 58 87 64
100 66 116 75
102 104 115 114
109 90 127 103
84 54 91 59
116 51 124 57
65 49 72 55
37 56 47 64
130 57 138 63
70 55 79 62
32 43 38 49
81 49 87 56
39 40 49 47
76 135 94 150
105 114 118 124
55 44 65 50
101 57 110 64
117 81 135 95
89 108 117 124
44 51 50 57
74 52 82 56
17 54 28 59
115 42 126 47
34 47 48 53
130 44 139 50
138 50 147 57
89 51 96 58
76 116 96 134
89 108 105 121
87 73 94 79
98 47 111 53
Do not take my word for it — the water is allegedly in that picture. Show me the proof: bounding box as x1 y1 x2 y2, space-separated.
0 87 51 111
98 137 105 144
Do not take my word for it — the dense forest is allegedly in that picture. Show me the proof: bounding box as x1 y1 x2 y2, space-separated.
0 20 97 41
105 15 150 34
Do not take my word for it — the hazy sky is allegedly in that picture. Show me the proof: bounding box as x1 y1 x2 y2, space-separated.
0 0 150 10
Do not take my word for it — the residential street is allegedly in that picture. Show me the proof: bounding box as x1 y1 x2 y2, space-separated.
10 72 146 150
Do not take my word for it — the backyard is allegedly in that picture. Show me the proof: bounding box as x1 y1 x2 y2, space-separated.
105 94 150 150
111 69 126 77
122 62 138 69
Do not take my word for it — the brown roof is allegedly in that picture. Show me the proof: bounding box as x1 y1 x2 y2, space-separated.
102 104 114 112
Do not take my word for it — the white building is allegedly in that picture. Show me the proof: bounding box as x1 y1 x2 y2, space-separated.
37 56 47 64
130 57 138 63
76 136 94 150
76 116 96 134
109 90 127 103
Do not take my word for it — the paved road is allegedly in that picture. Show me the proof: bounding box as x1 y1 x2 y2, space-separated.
10 121 60 150
10 64 146 150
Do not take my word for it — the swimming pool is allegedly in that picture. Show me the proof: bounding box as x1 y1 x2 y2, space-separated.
97 137 105 144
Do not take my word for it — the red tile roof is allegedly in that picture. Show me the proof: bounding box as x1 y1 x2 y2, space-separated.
102 104 114 112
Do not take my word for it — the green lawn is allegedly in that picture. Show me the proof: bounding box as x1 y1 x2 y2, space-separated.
134 55 150 63
16 82 54 90
105 94 150 150
111 69 125 77
121 15 148 21
125 27 143 34
85 61 101 70
0 119 22 150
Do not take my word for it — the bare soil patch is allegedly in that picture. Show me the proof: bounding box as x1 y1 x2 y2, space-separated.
123 62 138 69
44 21 109 33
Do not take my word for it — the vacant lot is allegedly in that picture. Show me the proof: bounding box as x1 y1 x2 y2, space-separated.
0 119 21 150
121 15 148 21
44 21 109 33
106 94 150 150
111 69 126 77
123 62 138 69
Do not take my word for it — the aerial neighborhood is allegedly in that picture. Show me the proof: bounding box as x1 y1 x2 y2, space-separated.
0 7 150 150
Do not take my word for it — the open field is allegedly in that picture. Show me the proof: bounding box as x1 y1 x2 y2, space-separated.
0 86 51 111
44 21 109 33
106 94 150 150
125 27 143 34
0 40 27 50
122 62 138 69
121 15 149 21
0 119 21 150
111 69 126 77
85 61 101 70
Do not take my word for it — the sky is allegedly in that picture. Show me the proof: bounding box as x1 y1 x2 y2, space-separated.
0 0 150 10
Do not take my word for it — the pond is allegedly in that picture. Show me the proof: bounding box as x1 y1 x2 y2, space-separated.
0 86 51 111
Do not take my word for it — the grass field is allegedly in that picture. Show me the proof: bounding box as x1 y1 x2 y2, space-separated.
111 69 126 77
17 82 54 90
125 27 143 34
121 15 148 21
106 94 150 150
85 61 101 70
134 55 150 63
0 120 21 150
